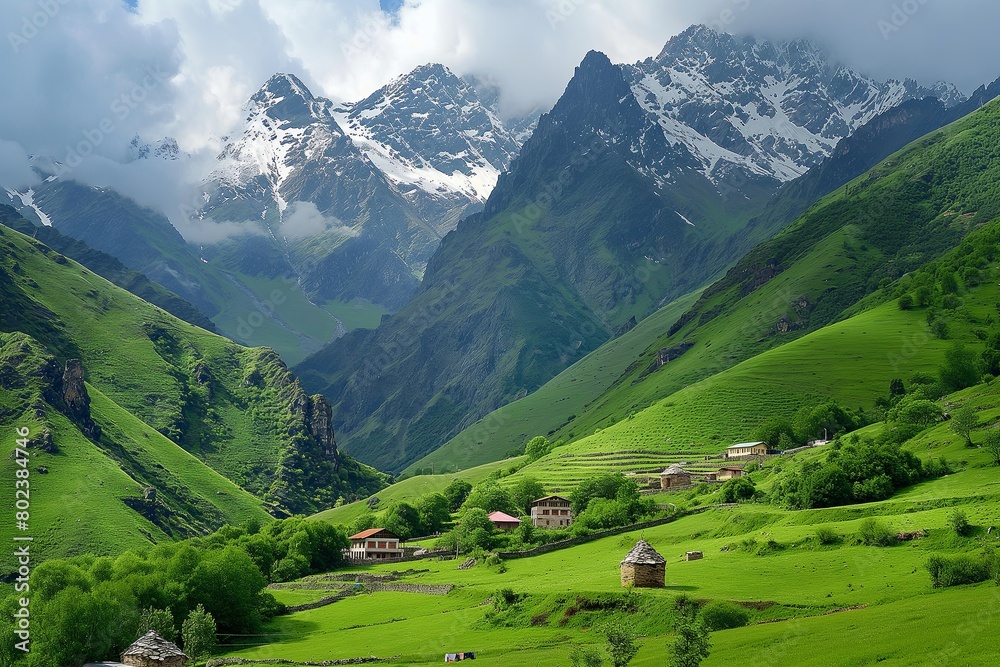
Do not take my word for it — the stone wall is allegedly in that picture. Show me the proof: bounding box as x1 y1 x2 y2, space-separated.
123 657 186 667
207 657 392 666
497 505 736 560
620 562 664 588
363 582 453 595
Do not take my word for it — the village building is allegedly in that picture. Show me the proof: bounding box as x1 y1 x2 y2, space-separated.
716 466 744 481
121 630 188 667
620 540 666 588
487 511 521 531
724 441 769 460
346 528 404 560
660 464 692 489
530 495 573 528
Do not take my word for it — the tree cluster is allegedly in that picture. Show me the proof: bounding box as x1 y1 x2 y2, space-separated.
0 517 348 667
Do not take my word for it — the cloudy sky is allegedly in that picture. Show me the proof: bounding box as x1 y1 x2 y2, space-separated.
1 0 998 200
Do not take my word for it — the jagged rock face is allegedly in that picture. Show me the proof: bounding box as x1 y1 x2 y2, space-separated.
60 359 99 439
306 394 338 465
623 25 965 187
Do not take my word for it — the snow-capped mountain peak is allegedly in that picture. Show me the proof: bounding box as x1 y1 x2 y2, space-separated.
332 62 522 217
128 136 181 162
626 25 967 186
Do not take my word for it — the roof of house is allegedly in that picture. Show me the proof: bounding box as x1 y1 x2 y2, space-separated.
661 464 690 476
487 511 521 524
621 540 666 566
121 630 188 661
348 527 398 541
718 466 744 472
727 441 767 449
531 495 571 504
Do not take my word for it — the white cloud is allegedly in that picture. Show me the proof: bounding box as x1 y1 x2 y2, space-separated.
0 140 38 190
281 201 357 239
2 0 999 236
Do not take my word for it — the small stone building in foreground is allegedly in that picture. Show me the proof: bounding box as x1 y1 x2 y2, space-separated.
121 630 188 667
620 540 666 588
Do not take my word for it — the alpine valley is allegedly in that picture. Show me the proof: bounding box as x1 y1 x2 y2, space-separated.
295 27 976 473
5 14 1000 667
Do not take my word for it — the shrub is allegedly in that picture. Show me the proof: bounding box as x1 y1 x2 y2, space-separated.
856 518 896 547
926 554 992 588
570 645 603 667
898 294 914 310
814 526 841 545
948 510 971 537
699 601 750 631
719 477 757 503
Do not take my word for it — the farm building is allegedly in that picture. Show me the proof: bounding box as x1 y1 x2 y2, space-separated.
346 528 404 560
121 630 188 667
716 466 744 481
530 495 573 528
487 511 521 531
660 464 692 489
724 441 768 459
620 540 666 588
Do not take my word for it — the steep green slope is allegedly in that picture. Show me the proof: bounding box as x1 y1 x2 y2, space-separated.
25 182 353 364
0 332 263 558
0 215 384 555
0 203 215 331
403 97 1000 475
545 97 1000 444
402 288 704 475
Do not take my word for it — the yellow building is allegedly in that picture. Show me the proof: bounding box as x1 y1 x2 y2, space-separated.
724 441 768 460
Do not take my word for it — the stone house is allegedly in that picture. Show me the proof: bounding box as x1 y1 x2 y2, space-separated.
530 495 573 528
660 464 692 489
487 511 521 531
346 528 404 560
620 540 666 588
121 630 188 667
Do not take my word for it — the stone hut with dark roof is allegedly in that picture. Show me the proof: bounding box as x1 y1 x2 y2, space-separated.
620 540 666 588
121 630 188 667
660 464 692 489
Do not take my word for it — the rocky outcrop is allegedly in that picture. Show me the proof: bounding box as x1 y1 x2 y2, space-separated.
304 394 338 464
60 359 100 439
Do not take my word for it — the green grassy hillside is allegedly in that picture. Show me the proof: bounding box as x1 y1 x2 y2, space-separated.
0 217 384 556
242 417 1000 665
402 288 705 476
424 98 1000 478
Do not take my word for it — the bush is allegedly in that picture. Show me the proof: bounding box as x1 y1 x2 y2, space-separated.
856 518 896 547
927 554 992 588
949 510 971 537
699 600 750 631
570 645 603 667
814 526 841 545
719 477 757 503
